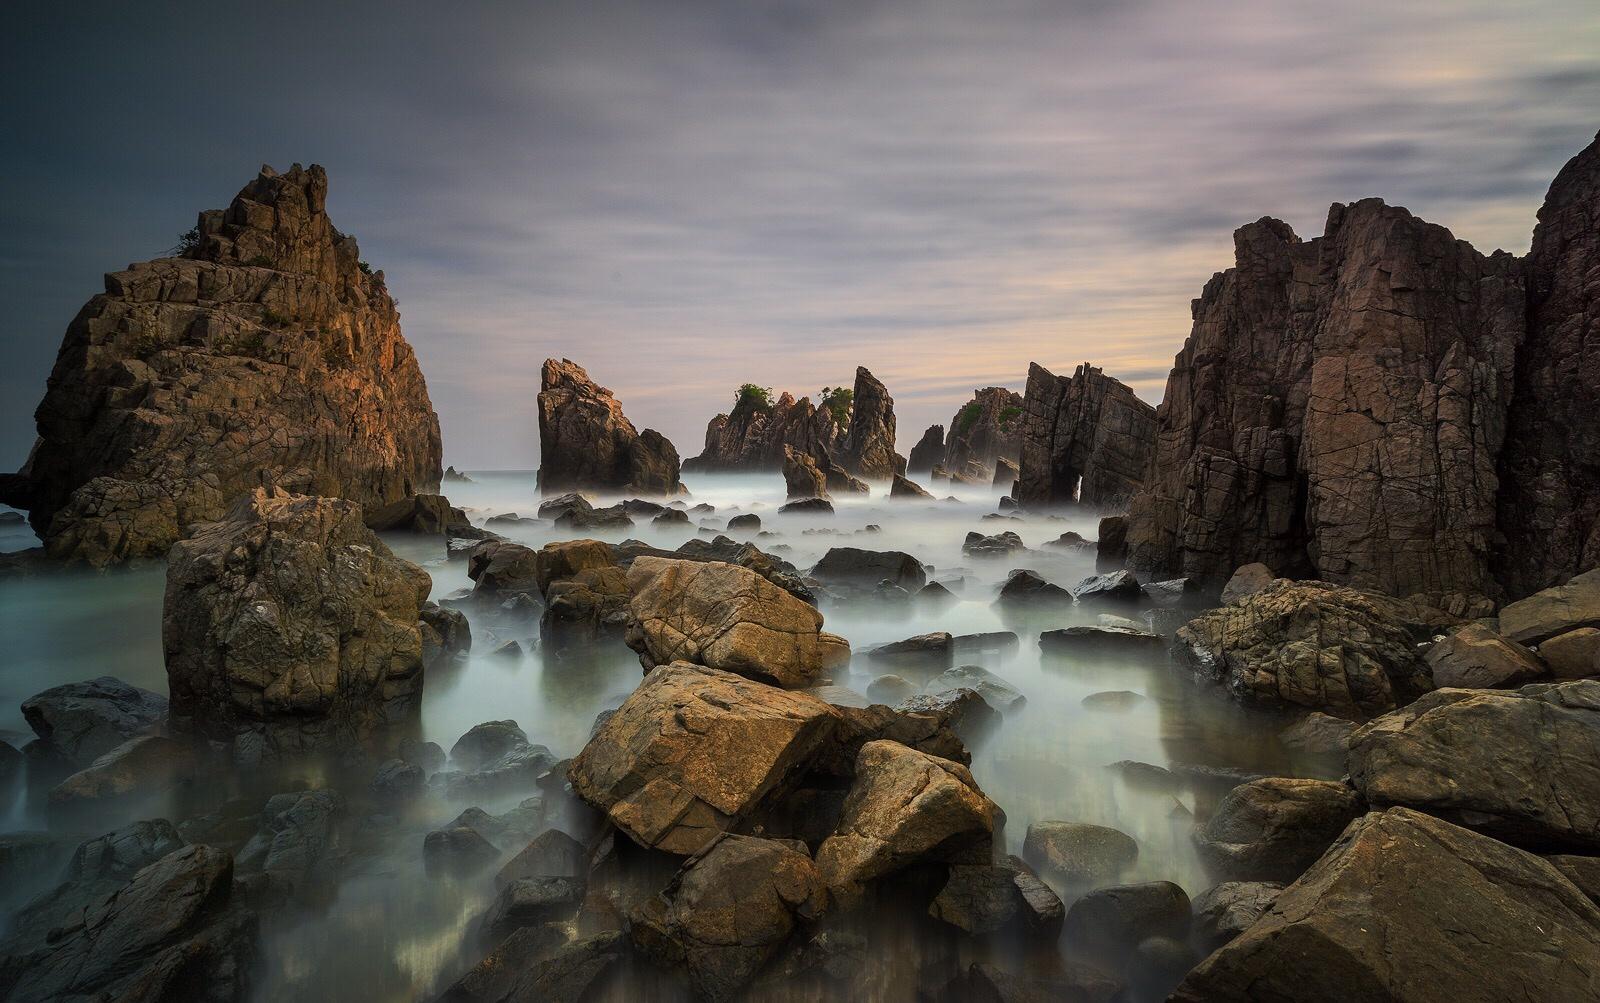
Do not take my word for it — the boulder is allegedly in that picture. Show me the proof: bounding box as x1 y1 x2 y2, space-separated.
631 834 828 1001
623 557 849 688
497 829 587 889
866 675 919 705
865 631 954 670
481 875 585 941
1171 808 1600 1002
994 571 1072 608
20 676 167 768
815 740 1000 899
423 822 502 876
925 665 1025 714
727 513 760 532
163 488 434 759
778 497 833 516
1069 570 1143 606
48 735 193 816
1012 364 1155 508
891 474 935 500
1039 625 1165 658
1194 778 1365 882
451 720 533 771
1220 563 1274 604
962 531 1024 557
1277 712 1356 757
419 602 472 666
1044 530 1092 551
438 931 629 1003
434 728 557 802
235 789 344 898
569 663 841 854
537 358 681 495
1348 680 1600 851
371 758 425 800
1499 568 1600 644
364 493 483 539
810 547 926 592
836 366 901 479
782 445 829 501
929 857 1064 939
1191 880 1283 949
1022 821 1138 887
466 539 543 597
1425 621 1546 688
1174 579 1448 717
668 535 815 604
0 164 443 565
1545 627 1600 678
907 424 946 475
1062 881 1190 959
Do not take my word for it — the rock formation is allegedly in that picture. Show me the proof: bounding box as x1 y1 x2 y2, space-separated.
782 445 829 501
536 358 681 496
684 391 843 473
836 367 904 479
0 163 443 565
907 424 945 474
943 387 1023 480
1011 363 1156 509
163 488 435 760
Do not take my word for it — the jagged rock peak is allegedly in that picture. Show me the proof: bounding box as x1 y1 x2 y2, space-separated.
907 424 945 475
537 358 682 496
945 387 1024 480
0 162 443 565
1012 362 1155 509
683 386 843 473
838 366 905 479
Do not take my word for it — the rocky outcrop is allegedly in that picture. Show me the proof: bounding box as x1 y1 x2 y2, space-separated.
890 474 934 500
537 359 681 496
1497 131 1600 597
21 676 167 768
907 424 945 474
1123 200 1525 607
623 557 849 688
0 163 443 565
783 445 828 501
163 488 434 760
1194 778 1364 882
1011 363 1157 509
836 367 903 479
943 387 1023 479
684 391 843 474
1171 808 1600 1002
1174 579 1450 717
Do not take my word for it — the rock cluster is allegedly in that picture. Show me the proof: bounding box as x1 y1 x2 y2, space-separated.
684 391 843 473
941 387 1024 481
1011 363 1157 509
536 358 681 496
163 488 435 759
0 163 443 565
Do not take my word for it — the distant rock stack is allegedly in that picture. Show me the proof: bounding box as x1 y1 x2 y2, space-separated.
0 163 443 565
1011 363 1156 509
536 358 682 496
943 387 1024 480
906 424 945 475
837 367 905 479
683 391 843 473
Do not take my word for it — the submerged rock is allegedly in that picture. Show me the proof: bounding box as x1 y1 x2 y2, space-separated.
20 676 167 769
537 358 681 496
1039 625 1164 658
1023 821 1138 887
810 547 926 592
929 857 1063 939
925 665 1025 714
163 488 434 759
962 531 1024 557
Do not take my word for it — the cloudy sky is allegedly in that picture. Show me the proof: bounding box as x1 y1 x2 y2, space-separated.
4 1 1598 470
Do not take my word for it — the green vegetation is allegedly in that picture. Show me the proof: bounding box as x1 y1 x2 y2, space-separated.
357 259 374 276
998 405 1022 426
957 401 983 434
170 226 201 257
736 383 774 411
818 386 853 424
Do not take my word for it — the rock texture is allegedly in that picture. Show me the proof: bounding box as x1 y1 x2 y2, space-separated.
907 424 945 475
163 488 434 759
20 676 167 768
1011 363 1157 509
943 387 1024 480
684 391 843 474
1175 579 1450 717
836 367 903 479
623 557 849 688
1194 777 1364 882
536 359 681 496
1172 808 1600 1002
0 163 443 565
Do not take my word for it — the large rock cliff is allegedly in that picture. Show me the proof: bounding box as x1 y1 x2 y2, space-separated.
837 367 905 479
536 358 682 496
683 391 843 473
1011 363 1156 508
0 164 443 565
1123 199 1526 609
943 387 1024 480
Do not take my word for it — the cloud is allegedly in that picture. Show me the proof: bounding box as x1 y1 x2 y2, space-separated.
3 0 1598 469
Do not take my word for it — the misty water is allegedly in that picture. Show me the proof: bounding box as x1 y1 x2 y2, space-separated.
0 473 1338 1001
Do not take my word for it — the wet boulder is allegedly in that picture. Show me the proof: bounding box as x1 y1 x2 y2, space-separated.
815 740 1000 900
1277 712 1356 757
236 789 344 899
669 535 815 604
1191 880 1283 949
962 531 1025 557
569 663 842 854
994 571 1072 608
1174 580 1448 717
624 557 849 689
1194 778 1364 882
1039 625 1164 658
20 676 167 769
435 724 556 801
451 720 533 771
631 834 828 1001
1022 821 1138 887
810 547 926 592
481 875 585 941
419 603 472 666
1424 621 1546 688
48 735 193 819
164 488 435 760
1070 570 1143 606
1044 530 1093 551
1063 881 1190 960
865 631 954 671
498 829 588 889
890 474 935 500
1348 680 1600 851
466 539 543 597
925 665 1025 714
929 857 1064 939
1171 808 1600 1002
424 817 504 876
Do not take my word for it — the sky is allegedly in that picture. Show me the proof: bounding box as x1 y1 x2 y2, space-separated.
3 1 1599 470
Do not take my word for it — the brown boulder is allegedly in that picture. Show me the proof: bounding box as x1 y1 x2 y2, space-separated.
1498 567 1600 644
890 474 935 500
536 358 681 496
783 444 829 501
1424 621 1546 688
1194 777 1364 882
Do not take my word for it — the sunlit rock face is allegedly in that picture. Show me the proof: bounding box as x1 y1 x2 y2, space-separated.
0 163 443 565
536 358 682 496
1011 363 1156 510
163 488 434 762
1497 129 1600 598
1124 200 1526 609
943 386 1024 481
684 391 844 473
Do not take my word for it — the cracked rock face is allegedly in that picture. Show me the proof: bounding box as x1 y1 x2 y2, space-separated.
1123 200 1525 607
623 557 849 688
1174 579 1449 717
537 358 682 496
837 367 904 480
568 662 842 854
163 487 434 760
1011 363 1157 510
684 391 843 474
943 387 1023 481
0 163 443 566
